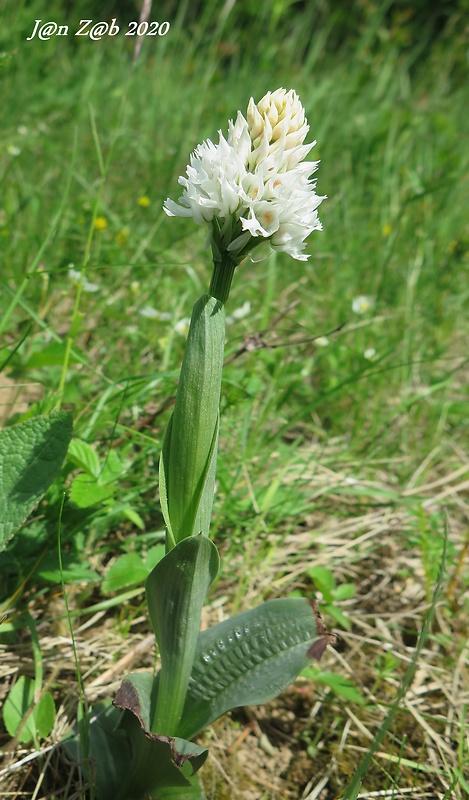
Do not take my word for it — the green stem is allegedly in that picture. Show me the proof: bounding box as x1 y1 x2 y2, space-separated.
209 253 237 305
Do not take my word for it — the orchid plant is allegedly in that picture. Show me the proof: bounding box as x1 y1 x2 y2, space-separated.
70 89 336 800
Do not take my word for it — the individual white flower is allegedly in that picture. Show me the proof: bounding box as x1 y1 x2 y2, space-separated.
364 347 377 361
7 144 21 156
352 295 374 314
315 336 329 347
82 281 99 293
68 267 82 283
164 133 247 226
164 89 324 263
226 300 251 324
139 306 172 321
174 317 191 336
67 267 99 293
231 300 251 320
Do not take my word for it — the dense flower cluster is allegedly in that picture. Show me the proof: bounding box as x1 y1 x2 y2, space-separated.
164 89 324 262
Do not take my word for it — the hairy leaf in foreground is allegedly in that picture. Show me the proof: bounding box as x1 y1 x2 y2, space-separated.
0 411 73 551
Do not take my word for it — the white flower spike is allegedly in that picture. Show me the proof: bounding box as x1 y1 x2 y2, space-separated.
164 89 325 265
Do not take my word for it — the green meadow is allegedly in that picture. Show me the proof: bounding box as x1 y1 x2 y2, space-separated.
1 0 468 797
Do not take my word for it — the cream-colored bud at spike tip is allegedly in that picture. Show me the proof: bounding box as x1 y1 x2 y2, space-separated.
247 89 310 171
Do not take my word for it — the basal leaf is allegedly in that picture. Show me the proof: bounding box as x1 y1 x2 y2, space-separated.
63 702 133 800
113 676 208 800
178 598 336 739
69 473 115 507
102 553 148 594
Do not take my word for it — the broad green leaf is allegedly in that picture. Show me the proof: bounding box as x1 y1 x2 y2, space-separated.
99 544 165 594
3 674 35 742
68 444 127 508
102 553 148 594
160 295 225 545
307 566 335 597
334 583 356 601
67 438 101 477
0 411 73 552
34 690 56 737
13 341 80 368
37 558 99 583
2 676 54 742
69 473 115 507
146 535 220 734
178 598 335 740
145 544 165 571
100 450 130 482
152 783 206 799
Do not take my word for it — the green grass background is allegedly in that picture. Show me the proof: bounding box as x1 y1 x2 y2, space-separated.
1 0 468 797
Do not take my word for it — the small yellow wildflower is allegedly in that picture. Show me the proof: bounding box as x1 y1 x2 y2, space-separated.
94 216 108 231
130 280 140 295
382 223 391 237
137 195 151 207
116 228 128 246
